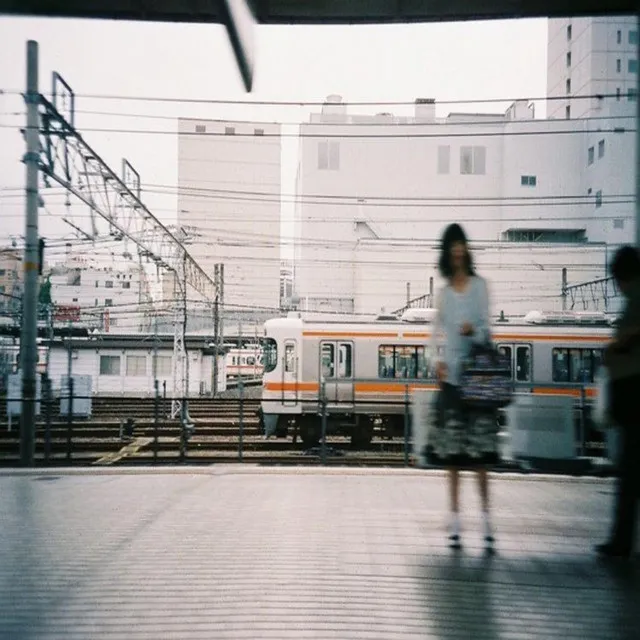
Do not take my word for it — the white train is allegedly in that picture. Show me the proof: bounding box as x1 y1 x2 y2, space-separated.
225 345 263 379
260 309 613 447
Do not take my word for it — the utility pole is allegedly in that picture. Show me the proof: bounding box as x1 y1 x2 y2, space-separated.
213 264 220 397
20 40 39 466
636 12 640 249
406 282 410 306
561 267 568 311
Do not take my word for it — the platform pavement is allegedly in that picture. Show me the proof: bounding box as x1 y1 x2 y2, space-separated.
0 466 637 640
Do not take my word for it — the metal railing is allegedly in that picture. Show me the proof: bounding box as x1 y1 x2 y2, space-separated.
0 376 614 471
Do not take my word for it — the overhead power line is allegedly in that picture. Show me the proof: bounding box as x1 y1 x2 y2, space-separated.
2 123 634 139
0 88 631 107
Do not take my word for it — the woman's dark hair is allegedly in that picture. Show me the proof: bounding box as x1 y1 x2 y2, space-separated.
438 223 475 279
610 245 640 284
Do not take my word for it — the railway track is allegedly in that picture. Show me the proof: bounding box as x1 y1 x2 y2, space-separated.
0 395 608 471
0 395 416 467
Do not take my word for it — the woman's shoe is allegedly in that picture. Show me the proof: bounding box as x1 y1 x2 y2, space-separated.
448 533 462 550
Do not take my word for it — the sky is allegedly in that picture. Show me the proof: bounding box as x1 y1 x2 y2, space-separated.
0 15 549 264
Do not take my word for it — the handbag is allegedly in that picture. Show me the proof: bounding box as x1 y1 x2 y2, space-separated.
459 341 513 409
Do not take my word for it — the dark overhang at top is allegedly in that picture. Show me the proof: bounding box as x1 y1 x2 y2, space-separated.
0 1 636 26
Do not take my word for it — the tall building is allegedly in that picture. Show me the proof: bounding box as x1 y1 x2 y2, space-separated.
547 16 638 120
293 94 633 316
177 119 282 316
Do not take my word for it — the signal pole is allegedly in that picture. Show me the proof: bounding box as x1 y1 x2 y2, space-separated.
20 40 40 466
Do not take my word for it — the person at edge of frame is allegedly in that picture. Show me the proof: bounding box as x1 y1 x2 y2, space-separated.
427 223 500 554
597 244 640 560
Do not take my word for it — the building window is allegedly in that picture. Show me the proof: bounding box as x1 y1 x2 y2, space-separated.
105 280 113 288
520 175 537 187
613 219 625 230
630 30 639 45
566 24 572 40
72 298 78 302
110 318 118 327
254 128 264 136
566 78 571 94
617 59 622 73
437 145 450 174
225 126 236 135
0 269 5 277
122 281 131 289
595 190 602 208
588 146 594 165
629 87 637 101
617 87 621 101
565 105 571 119
318 140 340 170
598 139 605 158
617 30 622 44
195 125 206 134
566 51 571 67
460 146 486 175
126 355 147 377
99 355 120 376
629 59 638 74
154 356 172 378
105 299 113 307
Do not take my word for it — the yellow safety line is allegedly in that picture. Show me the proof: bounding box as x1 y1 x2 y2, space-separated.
93 437 153 466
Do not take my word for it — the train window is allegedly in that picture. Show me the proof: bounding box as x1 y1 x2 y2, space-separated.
515 346 531 382
378 345 430 379
379 346 395 378
337 343 352 378
247 356 255 366
262 339 277 373
284 343 296 373
552 347 602 383
552 349 570 382
321 343 334 379
497 345 513 378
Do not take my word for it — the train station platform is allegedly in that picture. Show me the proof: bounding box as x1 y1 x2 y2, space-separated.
0 466 637 640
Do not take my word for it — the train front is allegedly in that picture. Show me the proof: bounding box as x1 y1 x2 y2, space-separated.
260 316 304 437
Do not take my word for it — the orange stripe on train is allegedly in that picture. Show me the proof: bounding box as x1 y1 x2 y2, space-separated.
301 331 610 343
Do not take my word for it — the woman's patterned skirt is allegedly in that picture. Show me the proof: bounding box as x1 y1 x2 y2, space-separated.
425 383 501 467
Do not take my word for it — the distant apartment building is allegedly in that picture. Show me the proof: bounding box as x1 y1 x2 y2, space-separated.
47 250 151 332
177 119 282 315
547 16 638 120
293 92 632 316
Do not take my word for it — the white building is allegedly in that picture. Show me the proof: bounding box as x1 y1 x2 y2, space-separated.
177 119 282 314
293 93 634 316
47 253 152 333
547 16 638 120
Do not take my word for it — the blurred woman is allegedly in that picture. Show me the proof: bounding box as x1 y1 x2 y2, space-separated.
428 223 500 552
597 245 640 559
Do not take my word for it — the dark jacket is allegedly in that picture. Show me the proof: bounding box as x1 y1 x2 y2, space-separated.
608 277 640 381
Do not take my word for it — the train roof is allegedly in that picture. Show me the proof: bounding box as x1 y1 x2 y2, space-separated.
264 310 614 335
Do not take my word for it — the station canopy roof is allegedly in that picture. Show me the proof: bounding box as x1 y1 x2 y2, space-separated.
0 1 634 26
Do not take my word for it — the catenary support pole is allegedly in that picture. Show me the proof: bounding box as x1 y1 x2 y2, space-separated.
20 40 39 466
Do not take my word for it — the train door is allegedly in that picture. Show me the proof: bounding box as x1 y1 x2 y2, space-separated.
320 341 354 410
497 343 532 388
281 340 299 406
